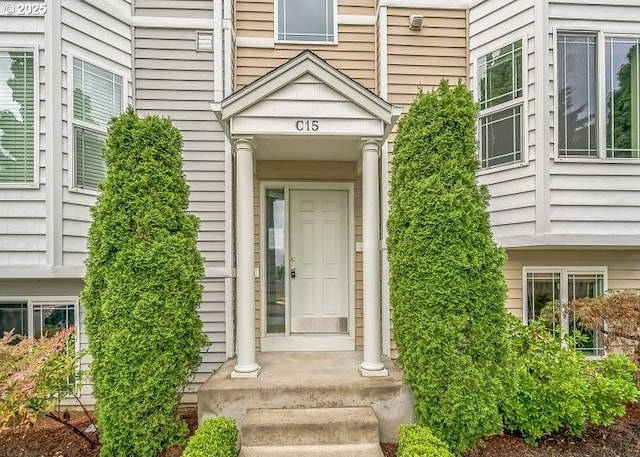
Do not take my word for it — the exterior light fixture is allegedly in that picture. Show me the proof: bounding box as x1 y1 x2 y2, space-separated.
409 14 424 31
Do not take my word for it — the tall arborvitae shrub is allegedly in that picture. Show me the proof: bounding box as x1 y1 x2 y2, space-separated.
387 81 513 454
81 109 207 457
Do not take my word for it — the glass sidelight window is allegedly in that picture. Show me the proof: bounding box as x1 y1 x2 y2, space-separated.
265 188 285 334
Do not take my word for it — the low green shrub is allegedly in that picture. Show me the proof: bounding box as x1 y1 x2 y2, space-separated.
502 319 639 444
182 417 238 457
398 424 454 457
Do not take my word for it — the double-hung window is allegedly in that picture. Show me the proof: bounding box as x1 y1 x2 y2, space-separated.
558 33 640 159
72 58 123 191
477 40 524 169
524 268 606 357
0 50 35 184
276 0 336 43
0 299 76 338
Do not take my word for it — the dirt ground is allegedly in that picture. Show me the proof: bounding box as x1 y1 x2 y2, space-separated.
0 405 638 457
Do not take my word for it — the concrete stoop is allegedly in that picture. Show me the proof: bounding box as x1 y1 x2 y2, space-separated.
238 407 385 457
198 352 414 443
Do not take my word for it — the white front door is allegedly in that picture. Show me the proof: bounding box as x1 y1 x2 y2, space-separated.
289 189 349 334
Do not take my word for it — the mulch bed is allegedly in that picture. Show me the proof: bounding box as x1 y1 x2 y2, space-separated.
0 405 638 457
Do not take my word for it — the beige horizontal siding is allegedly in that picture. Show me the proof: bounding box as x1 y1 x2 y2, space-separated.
235 0 376 92
504 249 640 318
387 7 468 109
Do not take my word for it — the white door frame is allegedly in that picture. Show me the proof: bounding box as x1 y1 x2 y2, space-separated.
259 181 356 352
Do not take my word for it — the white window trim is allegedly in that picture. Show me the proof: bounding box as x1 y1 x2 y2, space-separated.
0 45 40 189
474 35 528 172
0 296 80 352
521 266 608 359
553 27 640 163
67 52 127 196
274 0 338 45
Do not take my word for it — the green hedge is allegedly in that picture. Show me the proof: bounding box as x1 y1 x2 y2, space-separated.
81 109 208 457
387 81 514 454
503 319 639 443
398 424 454 457
182 417 238 457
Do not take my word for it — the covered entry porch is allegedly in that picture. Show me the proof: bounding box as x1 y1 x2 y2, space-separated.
212 51 401 378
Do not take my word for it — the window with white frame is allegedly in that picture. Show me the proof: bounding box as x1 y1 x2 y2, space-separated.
0 50 35 184
0 300 76 338
276 0 335 43
72 58 123 191
477 40 523 169
525 268 606 357
558 33 640 159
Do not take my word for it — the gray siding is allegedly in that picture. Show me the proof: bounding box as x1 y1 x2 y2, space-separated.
0 20 47 266
548 1 640 237
60 0 133 266
134 13 229 381
135 0 214 18
470 0 537 241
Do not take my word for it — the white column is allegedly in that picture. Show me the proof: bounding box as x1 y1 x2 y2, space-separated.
359 139 388 377
232 138 261 378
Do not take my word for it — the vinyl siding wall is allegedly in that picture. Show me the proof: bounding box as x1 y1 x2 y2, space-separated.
469 0 537 241
504 249 640 318
235 0 376 92
0 19 47 266
60 0 133 267
133 1 228 385
548 1 640 237
386 7 468 109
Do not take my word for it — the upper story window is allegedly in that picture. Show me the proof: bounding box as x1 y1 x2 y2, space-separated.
0 50 35 184
276 0 336 43
72 58 123 191
525 268 605 358
557 33 640 159
477 40 523 169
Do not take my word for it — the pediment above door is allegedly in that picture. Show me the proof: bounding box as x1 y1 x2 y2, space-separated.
213 51 401 141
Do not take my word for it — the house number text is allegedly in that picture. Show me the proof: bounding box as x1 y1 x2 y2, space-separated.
295 120 319 132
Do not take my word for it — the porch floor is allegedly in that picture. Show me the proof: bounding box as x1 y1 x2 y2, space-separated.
197 351 414 442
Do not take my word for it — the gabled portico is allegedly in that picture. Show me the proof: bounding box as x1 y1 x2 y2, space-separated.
212 51 401 378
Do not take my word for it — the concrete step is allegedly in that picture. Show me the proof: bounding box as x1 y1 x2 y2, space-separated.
239 443 385 457
241 407 380 446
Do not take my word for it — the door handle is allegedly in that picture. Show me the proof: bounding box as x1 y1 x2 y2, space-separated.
290 267 296 278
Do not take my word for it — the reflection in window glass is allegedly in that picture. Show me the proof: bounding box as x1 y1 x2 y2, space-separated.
568 273 605 357
266 189 286 334
0 51 34 183
477 40 523 169
33 303 75 338
525 270 605 357
277 0 334 42
0 302 28 335
558 34 598 157
478 41 523 110
526 272 561 336
606 37 640 158
480 106 522 168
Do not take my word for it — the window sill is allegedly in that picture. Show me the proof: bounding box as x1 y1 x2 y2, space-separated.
0 182 40 189
275 39 338 46
68 186 99 197
554 156 640 165
477 159 529 176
